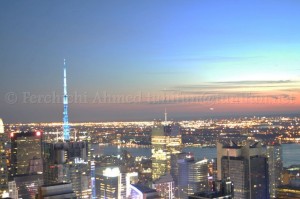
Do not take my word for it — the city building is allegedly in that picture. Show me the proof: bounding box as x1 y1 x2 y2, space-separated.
188 178 234 199
7 131 44 199
266 143 282 198
170 152 187 197
217 142 269 199
207 158 217 190
136 157 152 186
211 158 218 183
38 183 76 199
151 122 171 181
178 154 209 198
119 172 138 199
42 61 91 198
166 123 182 154
0 118 8 196
95 166 138 199
213 178 234 198
8 174 43 199
9 131 43 179
7 180 17 199
130 184 160 199
69 157 91 198
152 173 175 199
96 167 120 199
42 141 89 197
188 192 232 199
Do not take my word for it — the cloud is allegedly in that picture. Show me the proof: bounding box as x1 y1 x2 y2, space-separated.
216 80 293 85
160 56 265 63
145 71 187 75
174 80 300 91
162 80 299 105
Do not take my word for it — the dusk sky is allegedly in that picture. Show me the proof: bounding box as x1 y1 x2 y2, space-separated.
1 0 300 123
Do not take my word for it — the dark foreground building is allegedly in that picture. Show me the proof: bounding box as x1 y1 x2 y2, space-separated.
217 142 269 199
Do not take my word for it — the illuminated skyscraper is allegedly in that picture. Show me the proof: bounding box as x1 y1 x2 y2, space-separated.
217 142 269 199
266 143 282 198
0 118 8 196
178 154 209 198
69 158 91 198
95 166 138 199
166 123 182 154
151 122 170 181
119 172 138 199
43 60 91 198
152 120 183 197
96 167 120 199
91 161 96 199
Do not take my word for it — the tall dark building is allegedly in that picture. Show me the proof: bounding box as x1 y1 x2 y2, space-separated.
9 131 43 179
170 152 187 197
43 141 88 185
8 131 43 198
42 140 91 198
8 174 43 199
38 183 77 199
0 118 8 196
189 178 234 199
217 142 269 199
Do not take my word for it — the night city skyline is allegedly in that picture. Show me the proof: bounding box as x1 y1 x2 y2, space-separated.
2 2 300 198
1 0 300 123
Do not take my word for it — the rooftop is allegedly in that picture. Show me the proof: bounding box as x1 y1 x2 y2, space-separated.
131 184 157 193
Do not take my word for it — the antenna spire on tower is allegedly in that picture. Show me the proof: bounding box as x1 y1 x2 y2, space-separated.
164 108 167 123
63 59 70 141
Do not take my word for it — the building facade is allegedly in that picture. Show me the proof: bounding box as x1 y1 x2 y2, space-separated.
178 154 209 198
152 173 175 199
217 142 269 199
42 141 89 198
10 131 43 179
38 183 76 199
0 118 8 196
151 123 171 181
96 167 120 199
266 143 282 198
130 184 160 199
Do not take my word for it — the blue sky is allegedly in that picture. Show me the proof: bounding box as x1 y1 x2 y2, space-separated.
1 0 300 122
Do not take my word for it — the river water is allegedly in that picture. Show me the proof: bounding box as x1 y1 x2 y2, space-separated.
91 143 300 167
